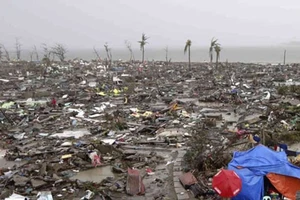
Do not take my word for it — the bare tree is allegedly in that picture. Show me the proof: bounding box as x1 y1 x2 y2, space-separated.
4 46 10 61
51 52 55 62
93 46 101 61
0 44 10 61
40 44 52 84
33 45 39 61
164 46 168 63
29 52 33 62
41 43 52 74
15 38 21 60
52 44 67 62
104 43 112 67
41 43 51 60
125 40 134 62
165 46 172 65
109 49 112 63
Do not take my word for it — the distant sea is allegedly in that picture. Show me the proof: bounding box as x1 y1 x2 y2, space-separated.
18 46 300 64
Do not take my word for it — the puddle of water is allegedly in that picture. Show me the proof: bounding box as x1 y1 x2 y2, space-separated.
222 112 240 123
51 128 91 139
196 102 223 107
111 100 124 106
158 128 184 137
70 166 114 183
200 108 220 113
16 100 48 105
176 98 198 103
215 112 240 129
243 114 261 123
149 102 168 111
274 81 300 86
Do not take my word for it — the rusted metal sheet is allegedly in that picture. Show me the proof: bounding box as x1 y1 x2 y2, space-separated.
179 172 198 189
126 168 145 195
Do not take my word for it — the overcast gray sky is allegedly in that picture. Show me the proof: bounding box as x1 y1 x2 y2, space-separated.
1 0 300 50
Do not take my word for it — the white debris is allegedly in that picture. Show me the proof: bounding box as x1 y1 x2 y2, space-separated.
101 139 116 145
51 129 91 139
88 82 97 87
5 193 29 200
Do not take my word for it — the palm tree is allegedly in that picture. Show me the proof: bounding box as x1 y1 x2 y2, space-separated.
209 38 218 63
138 33 149 63
184 40 192 70
214 44 221 68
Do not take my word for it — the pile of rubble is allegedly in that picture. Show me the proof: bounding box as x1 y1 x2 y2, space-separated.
1 60 300 199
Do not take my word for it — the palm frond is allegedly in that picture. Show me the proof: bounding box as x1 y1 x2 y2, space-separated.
184 39 191 54
214 44 221 55
139 33 149 51
212 40 218 46
184 44 188 54
141 33 149 41
211 38 218 46
209 38 218 61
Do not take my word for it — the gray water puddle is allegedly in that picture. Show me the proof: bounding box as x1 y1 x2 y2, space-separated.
274 81 300 86
51 128 91 139
70 165 115 183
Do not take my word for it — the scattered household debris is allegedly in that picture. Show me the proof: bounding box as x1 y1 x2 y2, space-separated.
0 60 300 199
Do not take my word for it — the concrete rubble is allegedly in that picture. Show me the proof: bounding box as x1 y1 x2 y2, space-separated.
1 60 300 199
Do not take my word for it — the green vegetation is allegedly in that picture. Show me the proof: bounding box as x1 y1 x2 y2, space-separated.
277 85 300 95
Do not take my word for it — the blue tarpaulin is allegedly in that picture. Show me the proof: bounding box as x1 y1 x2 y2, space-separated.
231 89 238 94
228 145 300 200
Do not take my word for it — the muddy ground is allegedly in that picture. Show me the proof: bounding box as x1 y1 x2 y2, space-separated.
0 60 300 199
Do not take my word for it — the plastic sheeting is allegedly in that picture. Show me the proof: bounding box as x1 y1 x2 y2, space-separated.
5 193 28 200
228 145 300 200
267 173 300 200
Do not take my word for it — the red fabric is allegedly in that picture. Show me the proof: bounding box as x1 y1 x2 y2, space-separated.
212 169 242 198
145 168 152 173
236 129 246 138
126 168 145 195
51 98 57 107
267 173 300 200
92 155 101 167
